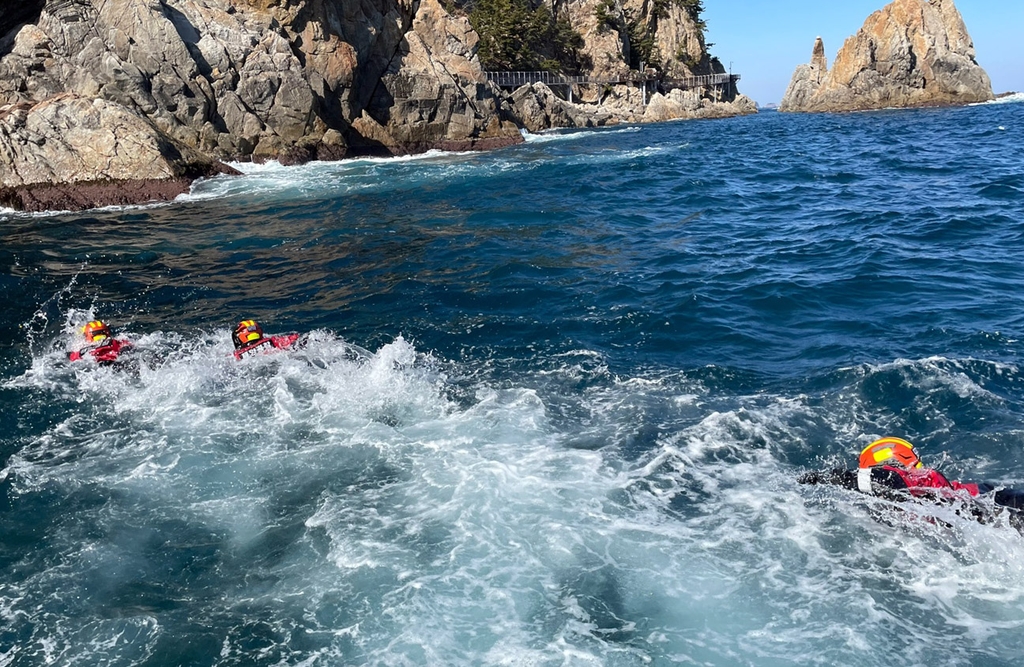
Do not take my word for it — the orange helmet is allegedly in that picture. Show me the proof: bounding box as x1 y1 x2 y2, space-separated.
233 319 264 349
859 437 923 470
82 320 112 344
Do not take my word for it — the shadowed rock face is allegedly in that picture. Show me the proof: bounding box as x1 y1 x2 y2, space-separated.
780 0 993 113
0 2 44 44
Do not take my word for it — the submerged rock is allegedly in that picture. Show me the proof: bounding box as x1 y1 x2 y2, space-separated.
780 0 993 113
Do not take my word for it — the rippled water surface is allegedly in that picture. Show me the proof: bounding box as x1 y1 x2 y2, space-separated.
3 101 1024 666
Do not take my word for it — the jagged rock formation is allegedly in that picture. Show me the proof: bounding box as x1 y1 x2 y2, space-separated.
0 94 237 212
642 88 756 122
0 0 521 160
779 37 828 111
507 81 755 130
780 0 993 112
503 0 755 130
0 0 521 210
509 83 605 132
0 0 750 212
560 0 724 100
349 0 518 155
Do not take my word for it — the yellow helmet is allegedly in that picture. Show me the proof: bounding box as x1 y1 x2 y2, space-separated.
82 320 111 344
233 319 264 349
859 437 923 470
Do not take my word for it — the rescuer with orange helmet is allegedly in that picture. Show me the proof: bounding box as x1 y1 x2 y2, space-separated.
799 437 1024 528
232 319 300 360
68 319 131 365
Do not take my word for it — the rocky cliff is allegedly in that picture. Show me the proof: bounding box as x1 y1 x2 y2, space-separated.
507 80 755 131
0 0 750 212
780 0 993 113
0 0 521 210
0 94 238 212
561 0 721 90
506 0 755 128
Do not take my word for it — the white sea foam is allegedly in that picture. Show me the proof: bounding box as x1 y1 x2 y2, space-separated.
975 92 1024 106
521 124 644 144
5 339 1024 665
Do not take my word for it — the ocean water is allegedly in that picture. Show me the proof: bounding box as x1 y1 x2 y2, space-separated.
2 101 1024 666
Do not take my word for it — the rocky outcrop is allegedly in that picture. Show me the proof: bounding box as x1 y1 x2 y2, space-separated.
0 0 747 212
557 0 729 101
0 0 521 160
507 83 614 131
503 0 754 131
0 0 522 210
508 82 756 130
0 94 237 212
780 0 993 112
349 0 521 154
779 37 828 111
642 89 757 122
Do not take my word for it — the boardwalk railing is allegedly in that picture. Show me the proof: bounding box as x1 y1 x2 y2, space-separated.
484 71 739 91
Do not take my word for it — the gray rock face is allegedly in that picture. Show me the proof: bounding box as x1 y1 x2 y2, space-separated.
507 83 614 132
642 89 757 123
349 0 521 155
507 81 755 130
779 37 828 111
0 0 522 210
0 94 237 212
0 0 747 211
780 0 993 112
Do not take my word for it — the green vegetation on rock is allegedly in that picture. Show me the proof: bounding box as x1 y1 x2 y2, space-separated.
469 0 586 72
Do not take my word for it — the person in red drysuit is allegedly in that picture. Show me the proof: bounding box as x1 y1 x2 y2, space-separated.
232 319 300 360
800 437 1024 529
68 320 131 365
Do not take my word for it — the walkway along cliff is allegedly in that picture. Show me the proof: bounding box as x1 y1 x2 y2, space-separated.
0 0 752 212
779 0 993 113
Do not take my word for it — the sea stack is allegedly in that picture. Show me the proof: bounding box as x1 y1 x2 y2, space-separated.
779 0 994 113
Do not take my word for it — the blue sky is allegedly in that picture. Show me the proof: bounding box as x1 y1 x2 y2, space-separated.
702 0 1023 105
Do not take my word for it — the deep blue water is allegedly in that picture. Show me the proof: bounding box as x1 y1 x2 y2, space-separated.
3 100 1024 666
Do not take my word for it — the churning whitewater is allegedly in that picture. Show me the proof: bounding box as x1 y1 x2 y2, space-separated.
3 101 1024 666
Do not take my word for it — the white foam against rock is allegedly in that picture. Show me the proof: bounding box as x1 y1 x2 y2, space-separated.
979 93 1024 106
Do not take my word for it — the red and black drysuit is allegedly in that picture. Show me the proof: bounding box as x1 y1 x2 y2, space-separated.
233 334 300 360
68 339 131 365
799 465 1024 531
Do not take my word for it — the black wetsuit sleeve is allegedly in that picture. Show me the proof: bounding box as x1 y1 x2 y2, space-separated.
798 468 912 501
870 468 909 491
798 469 858 490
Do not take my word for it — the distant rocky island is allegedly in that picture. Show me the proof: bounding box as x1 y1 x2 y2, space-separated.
0 0 754 212
780 0 993 113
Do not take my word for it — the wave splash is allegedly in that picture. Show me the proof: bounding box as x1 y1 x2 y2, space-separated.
4 320 1024 664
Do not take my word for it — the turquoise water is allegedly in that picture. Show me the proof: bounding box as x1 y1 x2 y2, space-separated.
2 100 1024 665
